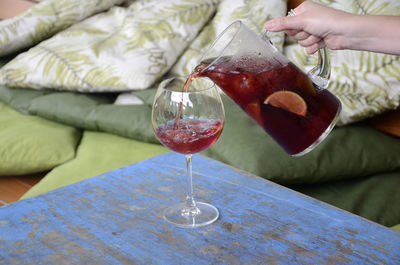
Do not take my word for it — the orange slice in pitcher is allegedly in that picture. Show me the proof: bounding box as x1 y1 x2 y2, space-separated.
264 91 307 117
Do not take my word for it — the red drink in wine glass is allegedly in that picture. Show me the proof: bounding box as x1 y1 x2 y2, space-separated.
155 119 223 155
152 77 225 228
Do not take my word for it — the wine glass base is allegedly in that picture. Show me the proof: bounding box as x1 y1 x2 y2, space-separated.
163 202 219 228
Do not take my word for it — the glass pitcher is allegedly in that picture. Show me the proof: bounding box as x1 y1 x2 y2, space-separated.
192 20 341 156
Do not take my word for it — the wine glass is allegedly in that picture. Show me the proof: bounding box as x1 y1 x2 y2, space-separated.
151 76 225 228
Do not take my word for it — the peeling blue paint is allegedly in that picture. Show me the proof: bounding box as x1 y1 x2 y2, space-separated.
0 153 399 264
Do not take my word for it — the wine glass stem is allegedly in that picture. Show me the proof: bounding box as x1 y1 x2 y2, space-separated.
185 154 196 209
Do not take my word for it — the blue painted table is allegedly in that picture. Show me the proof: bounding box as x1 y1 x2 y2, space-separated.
1 153 399 264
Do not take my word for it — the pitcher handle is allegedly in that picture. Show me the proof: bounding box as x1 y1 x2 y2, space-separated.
262 31 330 88
308 46 331 89
286 9 331 88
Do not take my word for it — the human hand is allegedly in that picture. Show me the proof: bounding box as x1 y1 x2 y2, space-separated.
265 0 351 54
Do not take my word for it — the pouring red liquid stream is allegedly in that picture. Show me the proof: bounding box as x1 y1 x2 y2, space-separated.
156 75 223 155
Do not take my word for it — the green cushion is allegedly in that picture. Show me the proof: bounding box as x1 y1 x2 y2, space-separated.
391 224 400 233
0 101 81 175
3 85 400 185
0 86 159 144
290 171 400 227
0 86 53 113
21 131 168 199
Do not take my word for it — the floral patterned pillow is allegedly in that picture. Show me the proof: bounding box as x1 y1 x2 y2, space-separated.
170 0 287 77
0 0 218 92
284 0 400 125
0 0 288 93
0 0 124 57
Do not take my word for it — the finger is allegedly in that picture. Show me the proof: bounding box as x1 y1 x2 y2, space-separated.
298 35 322 47
264 15 304 32
293 31 310 41
305 41 326 54
305 44 319 54
292 1 307 14
284 29 300 37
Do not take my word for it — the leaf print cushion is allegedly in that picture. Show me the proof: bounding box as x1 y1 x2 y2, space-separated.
0 0 219 92
0 0 125 57
284 0 400 125
169 0 287 77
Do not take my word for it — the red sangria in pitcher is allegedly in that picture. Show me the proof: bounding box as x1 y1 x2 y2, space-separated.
186 20 341 156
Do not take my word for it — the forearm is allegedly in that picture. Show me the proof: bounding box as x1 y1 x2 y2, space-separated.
265 0 400 56
342 15 400 55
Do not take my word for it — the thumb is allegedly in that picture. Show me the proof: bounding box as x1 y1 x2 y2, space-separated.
265 16 303 32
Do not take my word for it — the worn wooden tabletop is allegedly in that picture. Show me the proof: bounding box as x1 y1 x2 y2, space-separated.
0 152 399 264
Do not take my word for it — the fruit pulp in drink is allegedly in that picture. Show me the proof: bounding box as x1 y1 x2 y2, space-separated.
155 119 223 154
194 57 340 155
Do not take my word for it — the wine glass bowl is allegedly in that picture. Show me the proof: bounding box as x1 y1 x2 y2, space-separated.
151 76 225 228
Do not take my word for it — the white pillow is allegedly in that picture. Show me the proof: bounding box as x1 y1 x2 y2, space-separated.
0 0 218 92
0 0 124 57
170 0 287 77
